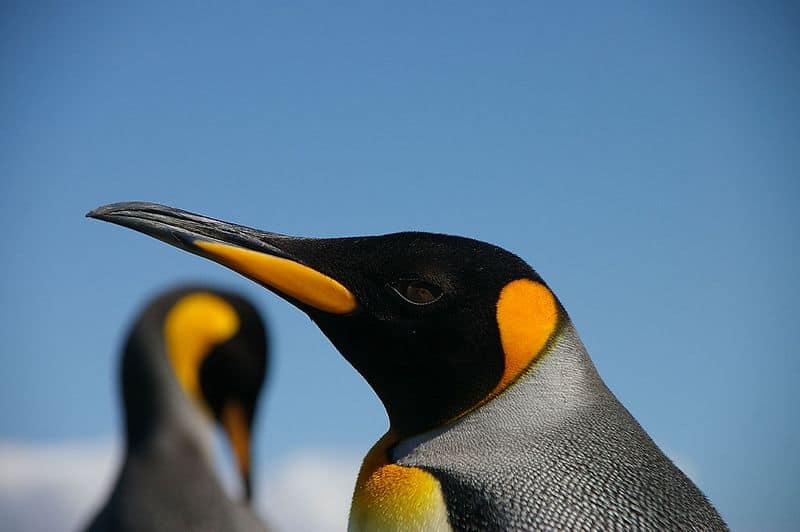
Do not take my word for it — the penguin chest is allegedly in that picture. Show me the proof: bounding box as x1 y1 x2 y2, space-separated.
349 439 451 532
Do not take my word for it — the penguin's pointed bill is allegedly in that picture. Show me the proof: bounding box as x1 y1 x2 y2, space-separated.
220 400 253 500
87 202 357 315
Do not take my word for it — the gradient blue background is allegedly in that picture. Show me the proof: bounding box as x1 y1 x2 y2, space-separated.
2 2 798 530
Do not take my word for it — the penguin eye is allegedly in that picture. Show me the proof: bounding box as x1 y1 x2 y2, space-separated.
390 280 443 305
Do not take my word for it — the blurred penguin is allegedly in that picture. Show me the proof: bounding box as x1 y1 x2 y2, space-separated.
84 286 269 532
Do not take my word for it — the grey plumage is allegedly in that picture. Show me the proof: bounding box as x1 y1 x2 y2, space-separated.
85 436 265 532
395 322 727 531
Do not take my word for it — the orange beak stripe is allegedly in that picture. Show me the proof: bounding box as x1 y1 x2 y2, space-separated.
194 240 357 314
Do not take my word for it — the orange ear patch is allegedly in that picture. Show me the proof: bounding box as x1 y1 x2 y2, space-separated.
494 279 558 394
164 292 240 407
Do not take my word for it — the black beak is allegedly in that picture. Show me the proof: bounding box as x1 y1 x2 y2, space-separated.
87 202 290 259
87 202 357 315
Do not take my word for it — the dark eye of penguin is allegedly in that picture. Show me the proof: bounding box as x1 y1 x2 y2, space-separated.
389 279 443 305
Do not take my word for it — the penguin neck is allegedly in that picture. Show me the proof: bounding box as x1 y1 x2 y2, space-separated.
391 319 606 460
120 318 215 464
498 318 606 413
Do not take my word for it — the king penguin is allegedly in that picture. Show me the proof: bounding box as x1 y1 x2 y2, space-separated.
84 285 269 532
88 202 727 531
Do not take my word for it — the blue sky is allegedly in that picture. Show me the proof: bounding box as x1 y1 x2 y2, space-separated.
1 2 798 530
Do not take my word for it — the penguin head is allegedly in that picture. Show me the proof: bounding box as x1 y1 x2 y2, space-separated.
125 286 267 500
93 204 561 439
